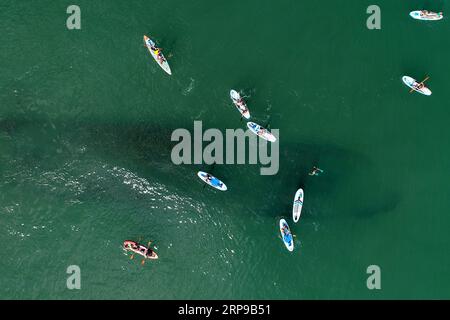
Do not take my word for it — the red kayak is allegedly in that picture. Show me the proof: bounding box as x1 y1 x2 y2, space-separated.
123 240 159 260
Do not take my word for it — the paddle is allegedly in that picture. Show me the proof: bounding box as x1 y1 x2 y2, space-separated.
410 76 429 93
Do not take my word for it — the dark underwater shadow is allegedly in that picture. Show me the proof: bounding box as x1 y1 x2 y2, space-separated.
1 115 402 221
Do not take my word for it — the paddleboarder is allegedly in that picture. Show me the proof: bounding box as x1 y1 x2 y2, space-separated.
415 82 425 90
420 10 442 18
281 224 293 243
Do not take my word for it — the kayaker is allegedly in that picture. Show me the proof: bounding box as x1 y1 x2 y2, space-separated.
151 46 164 59
157 52 166 63
415 82 424 90
150 43 158 52
147 249 155 258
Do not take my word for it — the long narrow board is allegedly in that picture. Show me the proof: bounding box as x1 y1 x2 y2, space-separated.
230 90 250 119
247 122 277 142
292 189 304 223
409 11 443 21
197 171 227 191
402 76 432 96
144 35 172 75
279 219 294 252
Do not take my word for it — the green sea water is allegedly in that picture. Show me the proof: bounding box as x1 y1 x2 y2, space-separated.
1 0 450 299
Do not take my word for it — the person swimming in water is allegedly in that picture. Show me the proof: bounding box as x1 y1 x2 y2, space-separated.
309 166 324 176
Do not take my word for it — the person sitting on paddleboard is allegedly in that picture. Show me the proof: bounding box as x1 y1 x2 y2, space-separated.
282 225 292 243
239 105 248 113
415 82 425 90
421 10 441 17
237 99 248 113
150 43 160 55
151 47 165 63
284 233 292 244
158 54 166 63
211 177 222 188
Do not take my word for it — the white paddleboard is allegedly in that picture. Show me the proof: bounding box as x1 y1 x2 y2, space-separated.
292 189 304 223
144 35 172 75
402 76 432 96
279 219 294 252
409 10 443 21
247 122 277 142
230 90 250 119
197 171 227 191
